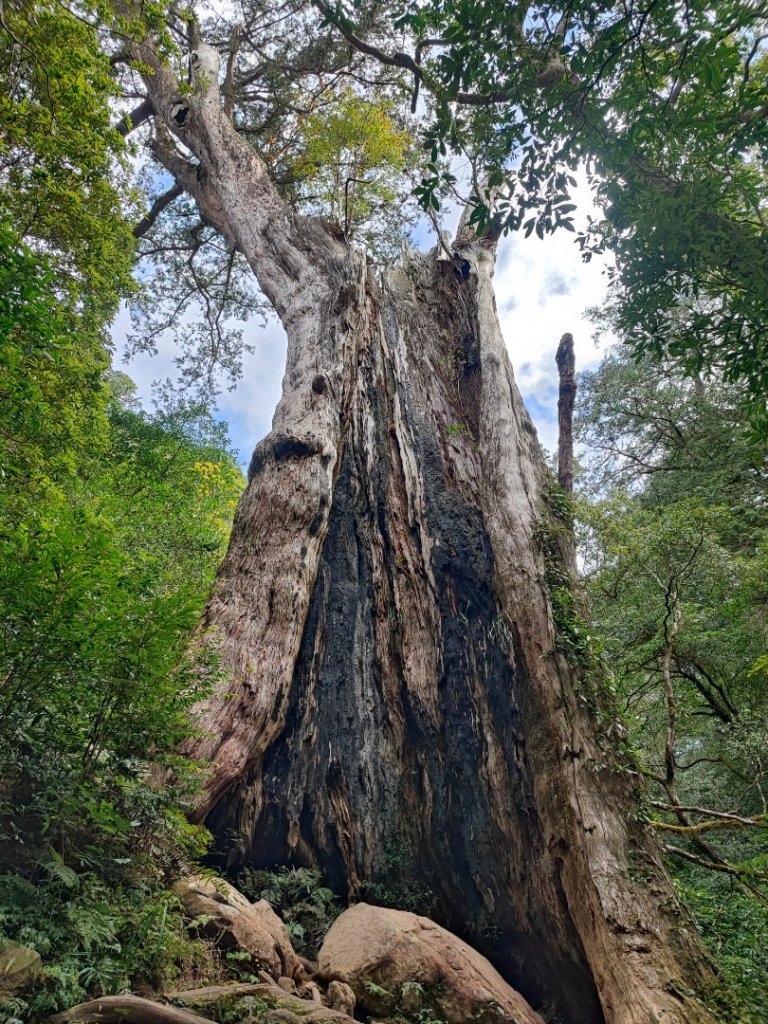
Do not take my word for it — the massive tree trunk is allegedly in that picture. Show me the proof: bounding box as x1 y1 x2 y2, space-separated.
141 43 722 1024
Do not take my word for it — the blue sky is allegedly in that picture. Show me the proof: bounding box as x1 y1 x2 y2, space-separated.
112 187 612 467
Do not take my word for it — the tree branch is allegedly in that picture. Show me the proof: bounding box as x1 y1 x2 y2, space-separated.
133 182 184 238
650 801 765 827
115 97 155 137
661 844 767 895
52 995 215 1024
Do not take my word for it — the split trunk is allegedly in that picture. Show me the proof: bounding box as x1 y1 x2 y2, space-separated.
142 51 723 1024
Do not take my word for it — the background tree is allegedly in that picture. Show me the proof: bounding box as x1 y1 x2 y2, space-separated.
0 229 244 1017
0 16 243 1010
294 88 413 254
577 350 768 1016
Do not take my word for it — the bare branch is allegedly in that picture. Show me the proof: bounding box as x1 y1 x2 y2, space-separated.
650 801 766 827
52 994 216 1024
556 332 576 494
133 182 184 238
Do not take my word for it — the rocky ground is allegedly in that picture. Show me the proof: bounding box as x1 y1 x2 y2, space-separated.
8 875 544 1024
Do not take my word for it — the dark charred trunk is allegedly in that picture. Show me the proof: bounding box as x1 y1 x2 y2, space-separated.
204 247 601 1021
138 53 724 1024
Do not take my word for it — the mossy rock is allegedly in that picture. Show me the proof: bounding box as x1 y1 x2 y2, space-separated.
0 942 42 994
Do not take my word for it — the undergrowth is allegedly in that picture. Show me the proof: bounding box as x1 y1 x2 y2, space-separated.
361 836 437 918
236 866 342 959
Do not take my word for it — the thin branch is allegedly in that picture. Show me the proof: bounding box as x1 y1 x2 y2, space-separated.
223 22 244 120
661 844 767 896
133 182 184 238
650 801 765 827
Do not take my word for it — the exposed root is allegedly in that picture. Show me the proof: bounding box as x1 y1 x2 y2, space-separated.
51 995 216 1024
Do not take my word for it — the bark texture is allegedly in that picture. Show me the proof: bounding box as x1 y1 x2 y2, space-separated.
139 45 723 1024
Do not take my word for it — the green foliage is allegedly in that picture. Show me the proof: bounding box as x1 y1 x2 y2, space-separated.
236 867 342 958
362 980 448 1024
361 836 437 917
0 872 213 1019
578 354 768 761
444 423 474 441
538 480 602 673
0 227 244 1018
172 992 273 1024
0 224 109 491
674 876 768 1022
324 0 768 423
294 88 414 255
0 383 242 866
577 346 768 1010
0 0 135 319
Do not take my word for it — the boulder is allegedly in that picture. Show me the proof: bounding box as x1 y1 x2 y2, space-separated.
326 981 355 1018
0 942 42 995
318 904 543 1024
174 875 302 979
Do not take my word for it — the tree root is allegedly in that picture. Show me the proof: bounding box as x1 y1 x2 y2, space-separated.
51 995 217 1024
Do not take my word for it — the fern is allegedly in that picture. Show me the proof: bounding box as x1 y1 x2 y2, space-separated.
235 866 342 958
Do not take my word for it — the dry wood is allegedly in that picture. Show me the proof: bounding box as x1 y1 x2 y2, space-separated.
555 332 576 494
52 996 215 1024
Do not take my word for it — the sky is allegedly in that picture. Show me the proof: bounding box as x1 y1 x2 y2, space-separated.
112 191 612 467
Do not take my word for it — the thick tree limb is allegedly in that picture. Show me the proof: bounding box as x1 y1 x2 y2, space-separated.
115 97 155 137
125 24 344 324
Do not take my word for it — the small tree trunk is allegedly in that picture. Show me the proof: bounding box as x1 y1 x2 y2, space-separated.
556 332 576 495
138 51 722 1024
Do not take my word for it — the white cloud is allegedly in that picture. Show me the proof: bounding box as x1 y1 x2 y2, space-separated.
111 305 286 469
493 175 613 454
215 322 286 467
496 226 612 454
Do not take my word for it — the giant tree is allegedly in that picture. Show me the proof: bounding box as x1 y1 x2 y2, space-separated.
16 0 762 1020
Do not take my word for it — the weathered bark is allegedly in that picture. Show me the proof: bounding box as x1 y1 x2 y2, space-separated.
140 43 723 1024
52 995 215 1024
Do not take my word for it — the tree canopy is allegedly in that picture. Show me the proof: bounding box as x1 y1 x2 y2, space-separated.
321 0 768 424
